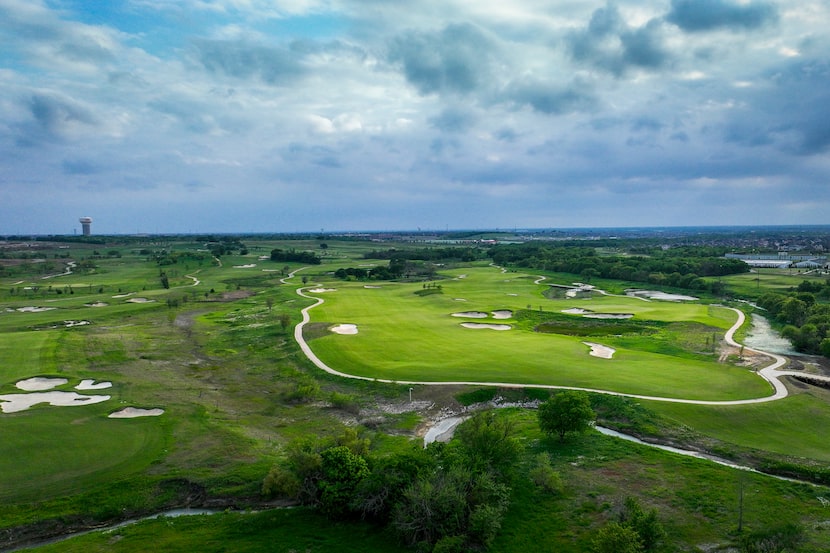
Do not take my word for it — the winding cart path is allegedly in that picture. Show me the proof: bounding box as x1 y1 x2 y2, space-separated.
287 270 830 405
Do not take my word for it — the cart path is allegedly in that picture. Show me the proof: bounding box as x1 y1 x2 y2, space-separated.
287 269 830 406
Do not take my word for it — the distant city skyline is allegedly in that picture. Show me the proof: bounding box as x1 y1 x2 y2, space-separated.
1 0 828 235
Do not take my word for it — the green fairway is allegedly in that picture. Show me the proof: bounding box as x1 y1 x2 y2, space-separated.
305 266 771 400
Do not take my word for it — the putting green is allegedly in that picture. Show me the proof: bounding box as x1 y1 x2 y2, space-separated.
304 267 771 401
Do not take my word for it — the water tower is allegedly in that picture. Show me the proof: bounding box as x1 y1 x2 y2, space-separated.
79 217 93 236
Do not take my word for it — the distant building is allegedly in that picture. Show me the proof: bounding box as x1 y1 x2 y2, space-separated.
79 217 93 236
725 252 828 269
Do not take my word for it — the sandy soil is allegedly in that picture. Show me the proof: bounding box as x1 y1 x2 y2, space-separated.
76 379 113 390
16 377 68 391
108 407 164 418
452 311 488 318
331 324 358 335
491 310 513 319
583 342 616 359
0 392 111 413
460 323 511 330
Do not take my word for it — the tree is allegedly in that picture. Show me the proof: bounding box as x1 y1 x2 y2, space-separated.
266 297 274 313
279 313 291 333
591 522 644 553
454 410 520 477
538 391 595 441
317 446 370 518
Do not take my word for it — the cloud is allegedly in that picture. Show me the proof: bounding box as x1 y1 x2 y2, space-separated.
666 0 778 32
505 79 597 114
429 107 477 133
566 4 670 75
191 39 306 84
388 23 498 96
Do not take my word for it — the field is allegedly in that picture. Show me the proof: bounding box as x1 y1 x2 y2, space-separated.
2 237 830 551
305 266 770 400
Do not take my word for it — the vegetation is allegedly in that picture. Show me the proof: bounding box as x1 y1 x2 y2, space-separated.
1 231 829 552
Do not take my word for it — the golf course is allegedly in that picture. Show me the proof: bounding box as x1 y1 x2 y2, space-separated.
2 235 830 552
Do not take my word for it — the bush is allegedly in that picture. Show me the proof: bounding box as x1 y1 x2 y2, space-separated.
528 453 563 494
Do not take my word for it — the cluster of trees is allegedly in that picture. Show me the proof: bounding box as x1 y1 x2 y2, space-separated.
365 247 482 263
148 250 215 266
265 412 536 551
263 392 606 552
270 248 322 265
334 259 407 281
487 244 749 292
757 284 830 357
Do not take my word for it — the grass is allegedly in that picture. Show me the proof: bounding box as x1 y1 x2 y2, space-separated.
305 266 770 400
3 237 830 551
645 387 830 462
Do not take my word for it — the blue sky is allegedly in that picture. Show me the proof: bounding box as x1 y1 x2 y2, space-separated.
1 0 828 234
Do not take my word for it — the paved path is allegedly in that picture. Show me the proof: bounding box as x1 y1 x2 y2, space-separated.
288 269 830 406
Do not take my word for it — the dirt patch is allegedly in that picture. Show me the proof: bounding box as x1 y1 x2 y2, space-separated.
219 290 255 301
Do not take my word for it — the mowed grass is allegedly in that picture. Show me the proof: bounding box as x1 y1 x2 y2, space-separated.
714 269 827 300
306 267 771 400
0 405 166 501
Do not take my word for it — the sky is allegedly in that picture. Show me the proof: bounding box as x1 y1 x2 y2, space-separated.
1 0 829 235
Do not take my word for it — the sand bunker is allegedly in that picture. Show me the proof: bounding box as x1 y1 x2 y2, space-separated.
583 313 633 319
562 307 590 315
454 298 468 302
233 264 256 268
112 293 135 298
309 288 336 293
364 285 382 289
461 323 511 330
76 379 113 390
583 342 616 359
64 320 91 327
330 323 358 335
452 311 488 318
108 407 164 418
0 392 111 413
16 377 68 391
16 306 56 313
491 310 513 319
127 298 156 303
85 302 108 307
627 290 698 301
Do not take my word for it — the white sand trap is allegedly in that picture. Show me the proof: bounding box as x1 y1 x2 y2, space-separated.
461 323 511 330
330 323 358 335
507 293 518 296
491 310 513 319
64 320 91 327
456 274 467 279
562 307 591 315
364 285 382 289
17 306 56 313
127 298 156 303
0 392 111 413
112 292 135 298
454 298 468 302
16 377 68 391
452 311 488 318
76 379 113 390
233 264 256 268
583 342 616 359
583 313 634 319
309 288 336 293
628 290 698 301
109 407 164 418
85 302 108 307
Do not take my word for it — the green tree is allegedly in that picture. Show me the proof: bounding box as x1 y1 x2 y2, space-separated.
591 522 644 553
454 411 520 477
317 446 370 518
538 391 596 441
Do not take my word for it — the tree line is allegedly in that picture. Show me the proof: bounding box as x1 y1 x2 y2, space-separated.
487 243 749 292
757 281 830 357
